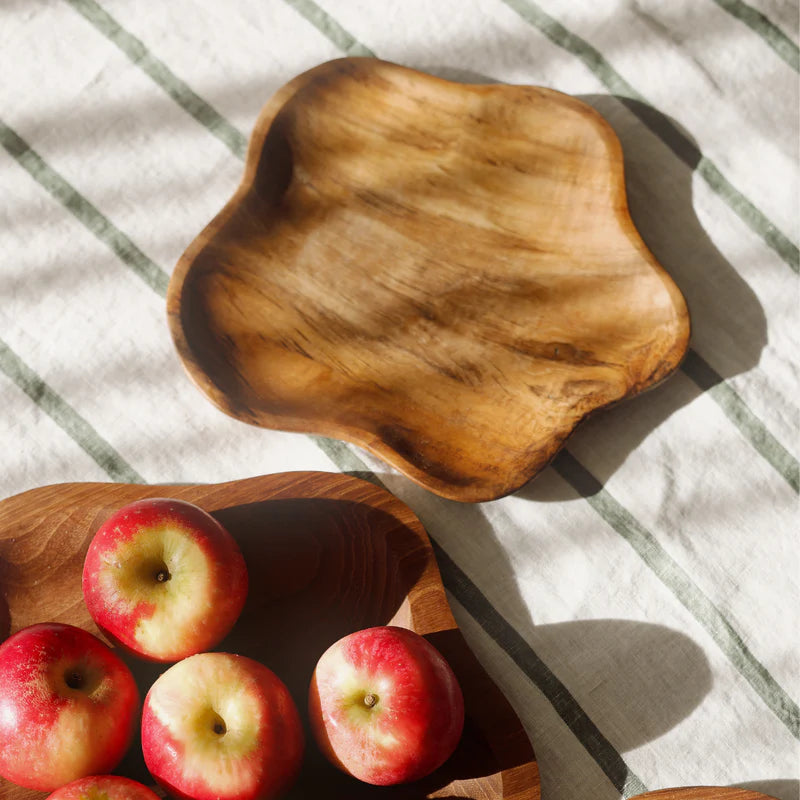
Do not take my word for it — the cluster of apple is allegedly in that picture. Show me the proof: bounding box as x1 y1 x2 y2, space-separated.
0 497 465 799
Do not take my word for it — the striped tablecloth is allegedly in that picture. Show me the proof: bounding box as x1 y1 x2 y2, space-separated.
1 1 798 798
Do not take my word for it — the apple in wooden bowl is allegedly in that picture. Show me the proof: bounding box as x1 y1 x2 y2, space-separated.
46 776 160 800
309 626 465 786
0 623 139 791
142 652 304 800
82 497 248 663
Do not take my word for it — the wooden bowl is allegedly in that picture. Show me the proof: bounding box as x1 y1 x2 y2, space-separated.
167 57 690 502
0 471 539 799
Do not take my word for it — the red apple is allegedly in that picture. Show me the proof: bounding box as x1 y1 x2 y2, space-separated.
82 497 248 662
308 625 465 785
142 652 304 800
47 775 161 800
0 622 139 791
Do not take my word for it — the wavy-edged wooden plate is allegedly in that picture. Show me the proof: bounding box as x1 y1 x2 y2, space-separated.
167 57 690 503
0 471 539 799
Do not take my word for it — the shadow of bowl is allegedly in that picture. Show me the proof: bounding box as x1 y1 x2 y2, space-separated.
532 618 713 751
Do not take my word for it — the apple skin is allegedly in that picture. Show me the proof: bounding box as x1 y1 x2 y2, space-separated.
46 775 161 800
82 497 248 662
308 625 465 785
142 652 304 800
0 623 139 791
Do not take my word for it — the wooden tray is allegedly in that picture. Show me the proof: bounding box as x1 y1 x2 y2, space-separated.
167 58 690 502
0 471 539 799
631 789 778 800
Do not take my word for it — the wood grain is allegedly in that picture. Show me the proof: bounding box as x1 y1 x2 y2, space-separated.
631 789 778 800
0 471 539 799
167 58 690 502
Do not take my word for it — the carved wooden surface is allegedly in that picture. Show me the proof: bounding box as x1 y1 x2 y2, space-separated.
631 789 777 800
0 471 539 799
167 57 690 503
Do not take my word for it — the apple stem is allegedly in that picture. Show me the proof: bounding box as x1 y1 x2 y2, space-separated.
363 693 378 708
155 569 170 583
211 713 227 736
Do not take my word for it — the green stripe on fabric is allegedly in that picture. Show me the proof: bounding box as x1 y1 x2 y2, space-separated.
0 121 170 296
682 350 800 492
282 0 376 57
552 449 800 740
696 159 799 275
63 0 247 159
499 0 800 274
309 435 384 480
712 0 800 72
432 540 648 797
0 337 145 484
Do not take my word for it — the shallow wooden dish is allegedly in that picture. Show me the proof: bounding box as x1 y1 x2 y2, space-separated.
631 789 777 800
0 471 538 799
167 58 690 502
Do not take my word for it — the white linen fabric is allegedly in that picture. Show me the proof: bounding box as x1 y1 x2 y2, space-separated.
0 1 797 798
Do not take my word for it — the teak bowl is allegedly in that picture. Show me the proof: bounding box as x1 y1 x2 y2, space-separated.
167 57 690 502
0 471 539 799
